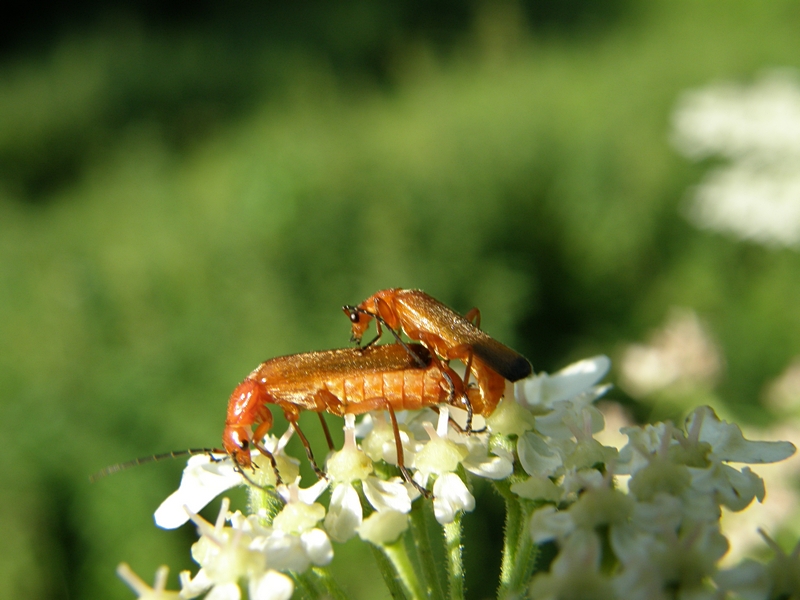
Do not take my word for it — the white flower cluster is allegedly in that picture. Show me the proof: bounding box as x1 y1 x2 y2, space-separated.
672 70 800 248
118 354 798 600
526 403 796 600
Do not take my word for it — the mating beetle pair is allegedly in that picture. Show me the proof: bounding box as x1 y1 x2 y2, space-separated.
222 289 532 491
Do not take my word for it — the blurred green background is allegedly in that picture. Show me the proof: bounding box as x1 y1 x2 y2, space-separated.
2 1 800 598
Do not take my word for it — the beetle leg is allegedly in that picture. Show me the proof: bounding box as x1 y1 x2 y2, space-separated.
385 402 432 499
464 307 482 329
318 413 335 451
289 418 327 480
234 460 284 499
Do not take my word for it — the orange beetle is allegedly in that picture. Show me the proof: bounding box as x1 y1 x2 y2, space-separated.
343 289 532 418
223 343 470 488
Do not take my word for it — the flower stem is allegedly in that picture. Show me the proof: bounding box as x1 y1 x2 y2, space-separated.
496 479 521 594
309 567 350 600
495 479 537 599
506 515 536 595
409 501 447 600
293 571 321 600
443 513 465 600
371 538 426 600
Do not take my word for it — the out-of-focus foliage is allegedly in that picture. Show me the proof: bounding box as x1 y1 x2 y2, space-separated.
1 1 800 598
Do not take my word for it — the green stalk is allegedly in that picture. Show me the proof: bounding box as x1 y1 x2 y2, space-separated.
308 567 350 600
496 479 522 597
496 480 539 599
292 571 320 600
371 537 426 600
443 513 465 600
409 502 446 600
506 517 536 595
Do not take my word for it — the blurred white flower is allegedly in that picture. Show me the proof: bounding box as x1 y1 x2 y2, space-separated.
508 357 614 502
718 420 800 565
619 308 722 397
672 70 800 247
513 355 611 413
764 356 800 412
528 529 616 600
716 531 800 599
116 563 181 600
180 499 296 600
611 521 728 600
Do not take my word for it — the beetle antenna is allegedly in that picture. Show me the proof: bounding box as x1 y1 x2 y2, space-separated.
89 448 226 482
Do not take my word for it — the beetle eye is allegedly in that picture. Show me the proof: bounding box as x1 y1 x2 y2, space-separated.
241 439 249 449
349 312 360 323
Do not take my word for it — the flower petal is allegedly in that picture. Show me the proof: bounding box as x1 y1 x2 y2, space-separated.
300 528 334 566
249 571 294 600
154 454 242 529
529 505 574 543
260 530 310 572
323 483 363 543
516 356 610 409
205 582 242 600
690 406 796 463
432 473 475 524
363 476 412 513
358 509 409 545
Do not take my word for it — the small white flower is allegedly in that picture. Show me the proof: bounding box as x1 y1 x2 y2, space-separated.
533 398 607 441
619 309 722 398
485 396 536 436
411 409 476 523
269 480 332 568
178 495 325 600
272 491 326 535
116 563 181 599
673 71 800 248
155 431 300 530
180 499 267 599
255 530 309 573
515 355 611 412
325 414 412 542
300 529 334 566
460 438 514 480
611 522 728 600
716 530 800 600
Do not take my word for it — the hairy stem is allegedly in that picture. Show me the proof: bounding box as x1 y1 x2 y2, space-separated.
443 513 465 600
409 502 447 600
372 537 426 600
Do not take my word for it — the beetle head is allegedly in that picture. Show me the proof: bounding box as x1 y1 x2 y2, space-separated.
342 304 372 344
